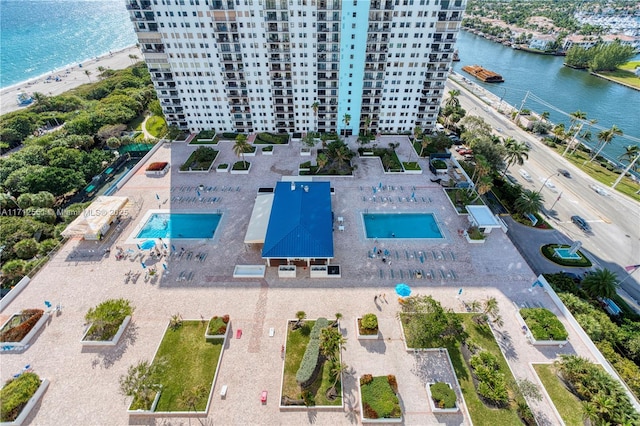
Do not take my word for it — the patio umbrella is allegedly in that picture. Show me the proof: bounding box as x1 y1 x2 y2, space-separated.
395 283 411 298
140 240 156 250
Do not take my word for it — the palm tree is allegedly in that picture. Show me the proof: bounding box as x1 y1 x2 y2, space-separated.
561 110 587 156
618 145 639 172
320 327 346 361
84 70 92 82
413 125 423 141
612 145 640 189
419 137 430 157
178 384 207 413
502 138 530 176
363 116 371 136
514 189 544 215
571 118 597 155
334 312 343 327
128 54 139 64
342 113 351 137
316 152 328 173
444 89 460 109
294 310 306 329
233 134 250 168
551 124 566 144
540 111 550 121
311 101 319 132
581 268 619 299
589 125 622 163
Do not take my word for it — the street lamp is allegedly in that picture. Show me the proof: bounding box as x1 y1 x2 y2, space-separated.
497 88 507 113
536 172 560 195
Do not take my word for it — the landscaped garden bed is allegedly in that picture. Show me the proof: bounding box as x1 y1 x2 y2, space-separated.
254 132 289 144
540 244 592 267
356 313 379 340
123 319 224 413
205 315 229 340
427 382 459 413
402 161 422 174
81 299 134 346
280 315 344 408
0 309 48 349
216 163 229 173
191 130 218 144
231 161 251 174
358 374 402 422
179 147 219 172
358 147 403 172
519 308 568 346
399 296 531 425
429 158 448 174
145 162 170 177
444 188 485 214
0 372 49 425
533 363 584 426
261 145 274 155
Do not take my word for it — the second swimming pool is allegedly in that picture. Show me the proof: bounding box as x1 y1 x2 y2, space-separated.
362 213 444 239
136 213 221 239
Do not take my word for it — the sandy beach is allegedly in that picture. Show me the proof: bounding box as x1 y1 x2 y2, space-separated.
0 45 142 116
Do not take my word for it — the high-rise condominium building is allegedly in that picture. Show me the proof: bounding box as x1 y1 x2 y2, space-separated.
127 0 465 136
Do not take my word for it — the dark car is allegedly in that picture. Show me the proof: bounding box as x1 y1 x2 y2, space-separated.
557 169 571 178
571 215 590 231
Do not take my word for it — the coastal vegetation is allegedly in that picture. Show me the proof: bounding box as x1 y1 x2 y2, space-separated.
0 63 156 291
565 41 636 72
83 298 134 341
0 372 42 422
544 273 640 399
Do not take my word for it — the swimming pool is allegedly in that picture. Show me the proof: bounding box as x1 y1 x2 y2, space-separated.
136 213 222 239
362 213 443 239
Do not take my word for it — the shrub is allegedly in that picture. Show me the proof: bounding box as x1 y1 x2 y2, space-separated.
207 315 228 336
232 161 250 171
255 132 289 144
387 375 398 393
430 382 457 409
0 309 44 342
520 308 568 341
362 402 379 419
84 298 134 341
146 162 168 171
295 317 328 387
360 313 378 334
360 374 373 385
431 159 447 169
0 372 41 422
221 132 239 139
222 315 229 324
180 147 218 171
470 351 509 406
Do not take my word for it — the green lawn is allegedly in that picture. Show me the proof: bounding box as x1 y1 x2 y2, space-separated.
597 66 640 90
281 320 342 406
446 315 524 426
152 321 223 412
552 146 640 202
402 161 421 171
145 115 167 138
533 364 584 426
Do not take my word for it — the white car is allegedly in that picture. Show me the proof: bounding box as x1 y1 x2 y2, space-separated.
545 180 558 192
519 169 533 182
590 185 610 196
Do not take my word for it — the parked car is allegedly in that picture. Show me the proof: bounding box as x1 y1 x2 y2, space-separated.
557 169 571 178
571 215 590 231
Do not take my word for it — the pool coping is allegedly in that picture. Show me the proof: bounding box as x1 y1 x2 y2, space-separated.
125 209 224 245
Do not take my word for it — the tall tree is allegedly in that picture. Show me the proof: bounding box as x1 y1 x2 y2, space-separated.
310 101 319 132
502 138 530 176
342 113 351 137
618 145 639 172
581 268 619 300
233 133 250 168
444 89 460 109
562 110 587 156
589 125 623 163
514 189 544 215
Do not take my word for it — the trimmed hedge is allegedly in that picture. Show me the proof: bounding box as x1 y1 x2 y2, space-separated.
295 317 328 387
541 244 592 267
0 372 41 422
520 308 568 341
359 313 378 335
255 132 289 144
470 351 509 406
430 382 457 409
0 309 44 342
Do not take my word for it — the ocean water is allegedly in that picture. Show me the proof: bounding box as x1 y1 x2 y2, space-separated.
0 0 137 89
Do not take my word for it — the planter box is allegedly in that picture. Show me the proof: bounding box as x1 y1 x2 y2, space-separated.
464 232 486 244
242 150 256 157
145 163 170 177
0 312 50 349
278 266 296 278
1 378 49 426
80 316 131 347
262 149 274 155
358 376 402 424
356 318 379 340
230 162 251 174
515 309 568 347
310 265 328 278
204 319 231 341
216 165 230 173
426 382 460 413
127 389 162 415
233 265 266 278
178 162 215 173
300 148 312 156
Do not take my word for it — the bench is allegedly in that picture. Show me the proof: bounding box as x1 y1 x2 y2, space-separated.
269 327 275 337
220 385 228 398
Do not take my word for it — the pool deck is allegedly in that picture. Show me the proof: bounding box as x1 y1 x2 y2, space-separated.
1 137 599 426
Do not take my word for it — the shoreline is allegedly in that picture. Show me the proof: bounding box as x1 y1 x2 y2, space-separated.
0 45 141 116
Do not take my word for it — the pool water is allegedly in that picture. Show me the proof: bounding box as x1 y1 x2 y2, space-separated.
136 213 221 239
554 248 581 260
363 213 443 239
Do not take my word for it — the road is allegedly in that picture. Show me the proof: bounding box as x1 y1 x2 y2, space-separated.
446 75 640 306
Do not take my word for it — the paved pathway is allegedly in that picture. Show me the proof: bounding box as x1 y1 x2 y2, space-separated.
0 138 602 425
